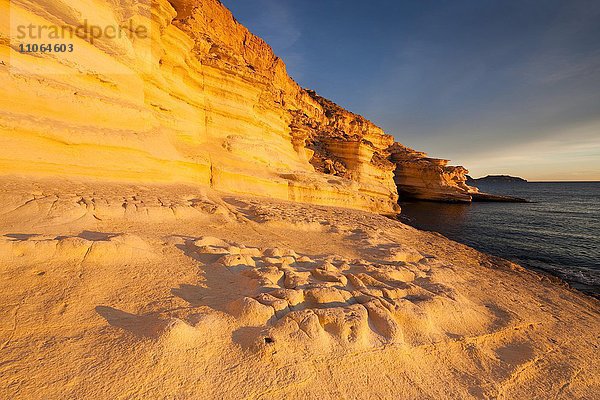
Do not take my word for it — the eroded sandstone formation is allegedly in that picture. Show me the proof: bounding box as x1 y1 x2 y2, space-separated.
1 0 402 213
0 178 596 398
389 144 476 202
289 90 398 209
1 0 481 211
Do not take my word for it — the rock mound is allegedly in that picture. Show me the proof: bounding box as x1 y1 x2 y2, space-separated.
186 235 495 354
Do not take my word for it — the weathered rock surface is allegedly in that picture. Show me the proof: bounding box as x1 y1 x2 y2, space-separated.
1 0 502 210
389 144 476 202
0 177 597 399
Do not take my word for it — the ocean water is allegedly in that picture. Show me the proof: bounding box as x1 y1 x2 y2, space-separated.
399 182 600 297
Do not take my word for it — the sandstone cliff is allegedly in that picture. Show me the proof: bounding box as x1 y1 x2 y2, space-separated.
1 0 479 212
389 144 475 202
0 0 402 213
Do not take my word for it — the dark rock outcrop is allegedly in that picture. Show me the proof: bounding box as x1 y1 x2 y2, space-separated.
467 175 528 185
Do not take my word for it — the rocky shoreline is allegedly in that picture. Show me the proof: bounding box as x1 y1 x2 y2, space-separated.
470 192 529 203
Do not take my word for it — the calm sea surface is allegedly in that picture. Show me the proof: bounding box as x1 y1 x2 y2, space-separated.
399 182 600 297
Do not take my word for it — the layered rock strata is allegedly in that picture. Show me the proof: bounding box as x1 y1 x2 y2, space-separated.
1 0 491 210
389 144 476 202
289 90 398 210
0 0 400 214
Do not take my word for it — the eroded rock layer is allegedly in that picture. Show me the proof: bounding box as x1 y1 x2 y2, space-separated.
0 0 401 214
389 144 476 202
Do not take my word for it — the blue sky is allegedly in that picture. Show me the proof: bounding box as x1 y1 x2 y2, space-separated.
221 0 600 180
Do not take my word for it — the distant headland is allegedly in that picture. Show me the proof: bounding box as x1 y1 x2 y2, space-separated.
467 175 528 185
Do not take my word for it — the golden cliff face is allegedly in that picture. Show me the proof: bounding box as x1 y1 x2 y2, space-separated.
0 0 399 214
289 90 398 211
1 0 478 211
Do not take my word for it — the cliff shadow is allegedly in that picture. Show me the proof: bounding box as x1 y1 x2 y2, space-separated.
3 233 41 240
78 230 120 241
171 238 261 315
95 306 169 338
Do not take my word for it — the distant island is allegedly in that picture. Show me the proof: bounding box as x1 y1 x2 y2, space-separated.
467 174 528 185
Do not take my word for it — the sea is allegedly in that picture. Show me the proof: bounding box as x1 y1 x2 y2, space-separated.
399 181 600 298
